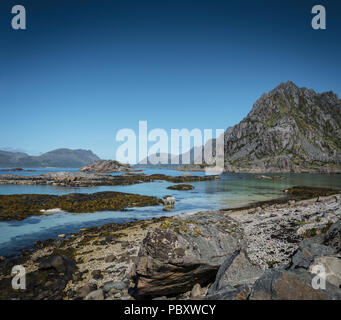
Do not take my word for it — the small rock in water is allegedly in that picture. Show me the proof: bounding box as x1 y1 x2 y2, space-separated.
162 196 175 205
58 234 66 238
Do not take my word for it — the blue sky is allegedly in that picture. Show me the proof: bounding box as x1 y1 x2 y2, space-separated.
0 0 340 159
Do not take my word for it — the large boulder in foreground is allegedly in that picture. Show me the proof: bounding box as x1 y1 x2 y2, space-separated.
131 212 244 297
80 160 134 172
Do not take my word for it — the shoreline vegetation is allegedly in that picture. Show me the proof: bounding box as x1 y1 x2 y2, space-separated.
0 191 162 221
0 186 340 300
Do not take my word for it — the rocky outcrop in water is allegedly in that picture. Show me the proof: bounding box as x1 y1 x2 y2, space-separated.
0 191 161 221
80 160 133 172
0 171 219 187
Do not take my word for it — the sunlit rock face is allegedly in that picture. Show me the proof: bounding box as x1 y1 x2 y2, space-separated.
223 81 341 173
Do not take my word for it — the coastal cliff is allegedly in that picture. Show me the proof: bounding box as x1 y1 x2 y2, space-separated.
223 81 341 173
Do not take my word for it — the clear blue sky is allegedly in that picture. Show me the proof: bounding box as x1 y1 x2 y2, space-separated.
0 0 340 159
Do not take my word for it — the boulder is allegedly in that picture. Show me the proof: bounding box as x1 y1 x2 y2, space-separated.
309 256 341 288
249 269 341 300
207 249 264 296
289 240 336 270
132 212 244 297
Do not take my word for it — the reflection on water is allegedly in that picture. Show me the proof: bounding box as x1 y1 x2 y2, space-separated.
0 168 340 256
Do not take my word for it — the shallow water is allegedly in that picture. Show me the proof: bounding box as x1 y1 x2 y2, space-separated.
0 168 340 256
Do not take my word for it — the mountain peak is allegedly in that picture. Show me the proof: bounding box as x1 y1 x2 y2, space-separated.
224 82 341 173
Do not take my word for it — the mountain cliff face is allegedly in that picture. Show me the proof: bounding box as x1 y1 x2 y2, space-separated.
224 81 341 173
0 148 100 168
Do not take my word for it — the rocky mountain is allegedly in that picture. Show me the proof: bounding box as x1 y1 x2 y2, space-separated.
223 81 341 173
0 148 100 168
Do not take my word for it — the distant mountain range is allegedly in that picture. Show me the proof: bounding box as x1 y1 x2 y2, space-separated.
140 81 341 173
0 148 100 168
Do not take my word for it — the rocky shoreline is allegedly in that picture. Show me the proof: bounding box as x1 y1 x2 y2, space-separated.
0 188 340 300
0 171 219 187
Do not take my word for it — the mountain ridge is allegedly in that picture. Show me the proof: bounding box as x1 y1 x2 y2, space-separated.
223 81 341 173
0 148 100 168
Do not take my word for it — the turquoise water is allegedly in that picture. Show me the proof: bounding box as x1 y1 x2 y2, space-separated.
0 168 340 256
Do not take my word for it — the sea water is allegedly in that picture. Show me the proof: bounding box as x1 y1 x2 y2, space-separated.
0 168 340 256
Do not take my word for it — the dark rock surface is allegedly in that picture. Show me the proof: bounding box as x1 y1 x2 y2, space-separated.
0 191 161 221
132 212 244 297
249 269 341 300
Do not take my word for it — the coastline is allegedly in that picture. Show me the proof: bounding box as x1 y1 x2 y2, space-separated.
0 189 340 300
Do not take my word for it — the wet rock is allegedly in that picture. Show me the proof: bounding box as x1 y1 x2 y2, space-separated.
167 184 194 191
85 289 105 300
133 213 243 297
249 269 341 300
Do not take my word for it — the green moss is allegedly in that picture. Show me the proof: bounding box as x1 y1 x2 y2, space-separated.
266 260 277 268
303 228 318 238
285 186 339 200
